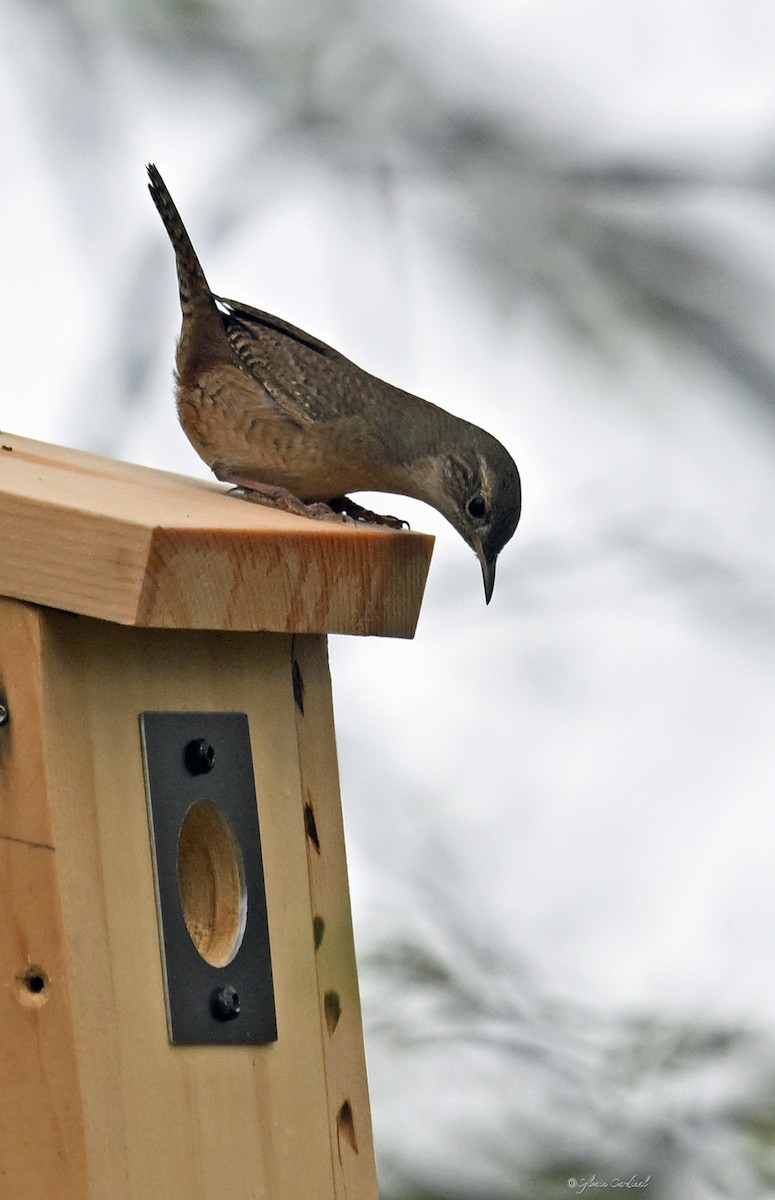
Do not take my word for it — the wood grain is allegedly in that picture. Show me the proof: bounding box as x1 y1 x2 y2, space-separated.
0 432 433 637
0 600 379 1198
0 599 89 1198
291 634 379 1199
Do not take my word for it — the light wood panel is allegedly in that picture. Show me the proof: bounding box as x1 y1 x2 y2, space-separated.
0 600 380 1197
0 599 89 1198
291 634 379 1199
0 432 433 637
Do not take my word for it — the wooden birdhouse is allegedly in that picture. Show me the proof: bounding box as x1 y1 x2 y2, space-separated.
0 433 432 1199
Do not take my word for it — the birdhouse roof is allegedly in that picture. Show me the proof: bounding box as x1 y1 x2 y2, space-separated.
0 434 432 637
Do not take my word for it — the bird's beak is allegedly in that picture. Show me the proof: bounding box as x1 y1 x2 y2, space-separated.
475 540 497 604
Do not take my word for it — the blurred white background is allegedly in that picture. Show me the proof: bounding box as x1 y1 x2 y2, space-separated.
4 2 775 1196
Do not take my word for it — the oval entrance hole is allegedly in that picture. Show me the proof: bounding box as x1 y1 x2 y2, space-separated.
176 799 247 967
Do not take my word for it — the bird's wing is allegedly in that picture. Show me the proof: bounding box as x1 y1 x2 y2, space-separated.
216 296 343 360
217 295 351 427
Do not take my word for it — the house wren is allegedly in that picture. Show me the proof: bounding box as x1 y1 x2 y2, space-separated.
147 164 521 602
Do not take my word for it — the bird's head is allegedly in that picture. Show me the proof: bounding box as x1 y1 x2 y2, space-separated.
436 429 522 603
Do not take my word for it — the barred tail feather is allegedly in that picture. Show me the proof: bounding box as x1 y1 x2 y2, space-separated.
147 164 215 319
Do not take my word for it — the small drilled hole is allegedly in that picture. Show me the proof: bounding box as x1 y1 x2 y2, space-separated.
177 800 247 967
324 991 341 1034
337 1100 358 1155
292 659 305 715
313 915 326 949
304 803 320 852
15 966 50 1008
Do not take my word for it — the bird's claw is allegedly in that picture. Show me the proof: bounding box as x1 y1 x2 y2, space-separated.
227 486 409 530
226 485 347 522
326 497 410 530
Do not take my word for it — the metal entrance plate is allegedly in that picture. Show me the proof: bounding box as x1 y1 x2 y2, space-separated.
139 711 277 1045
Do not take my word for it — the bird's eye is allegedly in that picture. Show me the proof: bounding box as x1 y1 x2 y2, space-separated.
467 495 487 521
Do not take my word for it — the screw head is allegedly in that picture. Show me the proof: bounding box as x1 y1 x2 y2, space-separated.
0 703 8 726
184 738 215 775
210 985 240 1022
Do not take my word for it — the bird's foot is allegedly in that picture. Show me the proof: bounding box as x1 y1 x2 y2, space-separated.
226 484 345 522
326 496 410 530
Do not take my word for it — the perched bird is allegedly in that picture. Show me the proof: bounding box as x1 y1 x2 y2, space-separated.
147 164 521 602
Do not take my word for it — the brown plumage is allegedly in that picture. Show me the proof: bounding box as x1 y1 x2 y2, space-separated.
147 164 521 601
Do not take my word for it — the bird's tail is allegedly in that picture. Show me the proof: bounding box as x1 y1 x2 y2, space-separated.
147 164 216 321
